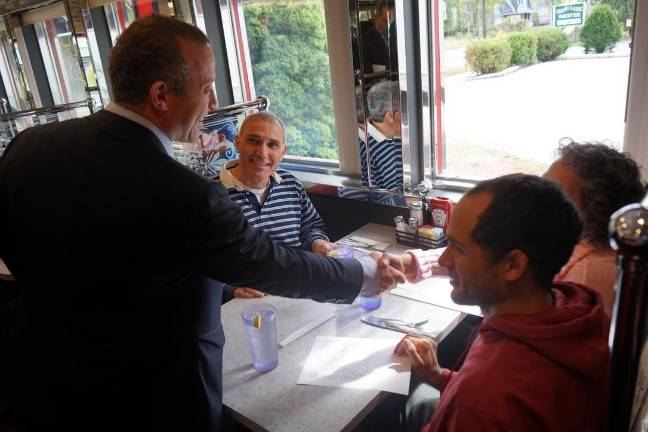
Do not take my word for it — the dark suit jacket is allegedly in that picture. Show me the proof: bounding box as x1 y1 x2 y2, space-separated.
363 26 390 73
0 110 363 431
362 23 398 74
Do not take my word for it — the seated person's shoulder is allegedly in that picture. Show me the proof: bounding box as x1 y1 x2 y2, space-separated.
275 169 302 186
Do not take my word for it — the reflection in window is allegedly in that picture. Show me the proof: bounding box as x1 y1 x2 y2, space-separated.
104 0 157 45
0 22 30 111
82 8 109 106
236 1 338 161
193 0 207 34
35 16 87 104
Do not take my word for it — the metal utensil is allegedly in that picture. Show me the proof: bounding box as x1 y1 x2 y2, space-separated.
372 317 430 329
361 316 438 339
277 311 335 349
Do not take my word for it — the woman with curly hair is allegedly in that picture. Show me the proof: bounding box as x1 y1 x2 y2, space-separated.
544 140 647 317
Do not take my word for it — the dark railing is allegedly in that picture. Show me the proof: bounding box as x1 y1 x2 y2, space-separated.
0 98 96 158
608 195 648 431
202 95 269 129
173 96 270 176
0 98 95 122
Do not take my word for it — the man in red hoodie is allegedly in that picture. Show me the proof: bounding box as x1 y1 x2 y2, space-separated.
394 174 610 431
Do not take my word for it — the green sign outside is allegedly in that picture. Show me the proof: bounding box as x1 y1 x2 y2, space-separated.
554 3 586 27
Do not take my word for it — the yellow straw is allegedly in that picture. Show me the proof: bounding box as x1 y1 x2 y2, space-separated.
253 312 262 329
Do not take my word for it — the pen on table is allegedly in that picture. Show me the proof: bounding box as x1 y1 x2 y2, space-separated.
277 312 335 349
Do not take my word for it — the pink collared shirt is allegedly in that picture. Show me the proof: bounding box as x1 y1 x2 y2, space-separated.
554 239 617 318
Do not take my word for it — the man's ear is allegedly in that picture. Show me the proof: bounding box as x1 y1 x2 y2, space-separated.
501 249 529 282
148 80 170 112
234 134 241 152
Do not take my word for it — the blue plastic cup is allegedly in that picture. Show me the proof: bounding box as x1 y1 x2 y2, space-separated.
359 295 382 312
327 244 382 312
241 303 278 373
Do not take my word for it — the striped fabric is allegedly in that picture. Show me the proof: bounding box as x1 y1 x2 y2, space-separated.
359 123 404 192
215 164 328 250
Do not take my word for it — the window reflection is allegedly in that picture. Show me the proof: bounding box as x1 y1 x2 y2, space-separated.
82 9 109 105
104 1 151 45
34 16 87 104
352 0 404 191
0 20 30 111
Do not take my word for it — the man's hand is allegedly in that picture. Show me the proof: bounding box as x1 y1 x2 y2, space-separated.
369 251 407 292
233 287 266 298
312 239 335 256
394 334 445 389
371 252 417 280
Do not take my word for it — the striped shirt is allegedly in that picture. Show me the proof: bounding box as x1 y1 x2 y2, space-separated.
359 123 404 192
215 160 328 250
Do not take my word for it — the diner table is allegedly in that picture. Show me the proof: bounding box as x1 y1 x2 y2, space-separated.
221 223 467 432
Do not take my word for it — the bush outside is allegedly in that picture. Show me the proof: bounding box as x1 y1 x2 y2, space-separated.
507 32 537 66
581 4 623 53
465 38 511 74
243 3 337 160
533 28 570 62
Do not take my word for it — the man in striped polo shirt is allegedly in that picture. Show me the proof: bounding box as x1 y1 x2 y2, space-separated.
360 80 404 192
215 111 334 299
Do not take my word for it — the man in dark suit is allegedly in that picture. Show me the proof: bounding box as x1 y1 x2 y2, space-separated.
0 15 404 431
362 0 398 73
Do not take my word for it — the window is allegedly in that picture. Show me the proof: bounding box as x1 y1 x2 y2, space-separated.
229 0 338 161
34 16 88 104
82 8 110 105
431 0 633 182
0 20 31 111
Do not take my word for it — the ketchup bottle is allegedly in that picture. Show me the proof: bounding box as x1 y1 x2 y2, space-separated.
429 197 453 232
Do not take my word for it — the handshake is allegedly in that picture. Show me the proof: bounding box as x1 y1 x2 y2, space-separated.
368 249 448 293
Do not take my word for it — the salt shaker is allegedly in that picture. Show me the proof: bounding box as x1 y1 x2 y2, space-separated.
394 215 408 232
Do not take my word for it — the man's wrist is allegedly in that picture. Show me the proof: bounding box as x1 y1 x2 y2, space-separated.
356 255 378 297
429 368 451 390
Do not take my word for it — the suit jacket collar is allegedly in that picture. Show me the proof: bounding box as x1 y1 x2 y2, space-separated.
88 109 171 157
105 102 174 157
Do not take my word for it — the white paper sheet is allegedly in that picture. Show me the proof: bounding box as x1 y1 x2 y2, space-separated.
297 336 411 395
390 277 483 317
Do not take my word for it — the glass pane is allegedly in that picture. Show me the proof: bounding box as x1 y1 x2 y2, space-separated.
193 0 206 33
82 8 109 106
237 1 338 161
437 5 633 180
0 20 30 111
34 17 87 104
104 1 147 45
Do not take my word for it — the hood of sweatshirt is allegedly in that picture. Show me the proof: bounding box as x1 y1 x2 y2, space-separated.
480 282 610 382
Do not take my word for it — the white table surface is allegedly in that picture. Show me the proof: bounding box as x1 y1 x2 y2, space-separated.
221 223 465 432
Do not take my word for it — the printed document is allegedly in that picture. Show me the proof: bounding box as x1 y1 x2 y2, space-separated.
297 336 411 395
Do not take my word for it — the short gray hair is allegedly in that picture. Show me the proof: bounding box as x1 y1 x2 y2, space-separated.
238 111 286 143
367 81 400 122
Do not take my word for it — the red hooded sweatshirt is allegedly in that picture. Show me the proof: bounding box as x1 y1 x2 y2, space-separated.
422 282 610 432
